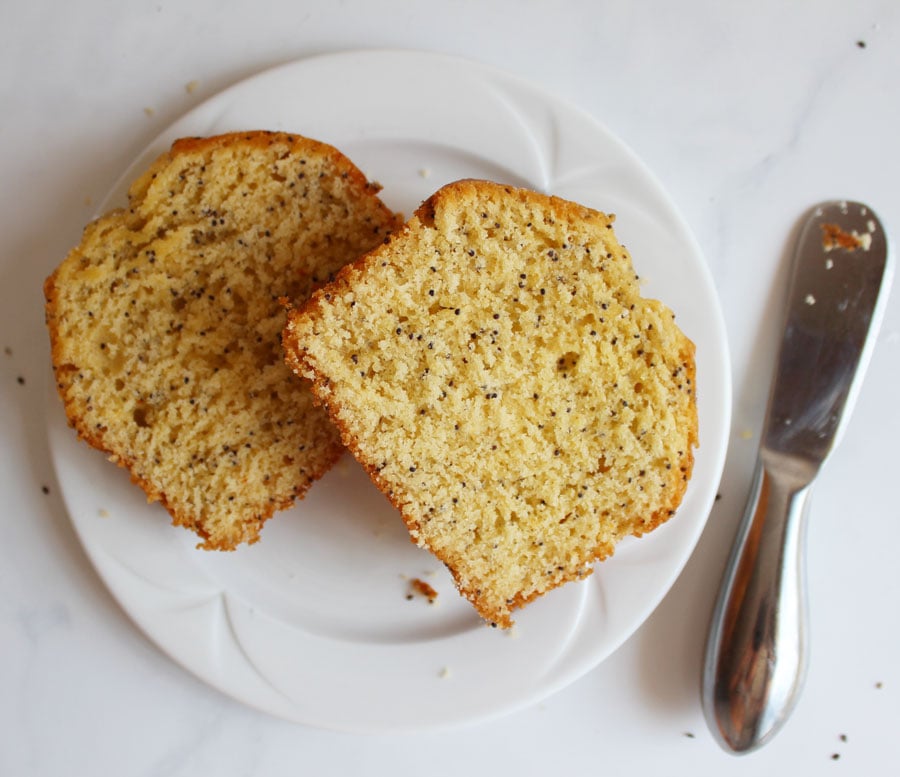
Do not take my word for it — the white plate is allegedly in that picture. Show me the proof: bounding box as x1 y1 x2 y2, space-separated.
46 50 731 732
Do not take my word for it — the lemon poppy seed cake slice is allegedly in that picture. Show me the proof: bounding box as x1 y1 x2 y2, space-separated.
45 131 402 549
283 179 698 626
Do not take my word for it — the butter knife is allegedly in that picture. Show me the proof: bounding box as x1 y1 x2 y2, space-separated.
702 201 893 753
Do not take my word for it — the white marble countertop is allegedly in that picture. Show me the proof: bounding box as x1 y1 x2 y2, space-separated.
1 1 897 774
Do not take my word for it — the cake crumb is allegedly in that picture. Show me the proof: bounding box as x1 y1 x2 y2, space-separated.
439 666 451 679
804 294 816 306
98 508 110 518
185 80 199 94
410 577 438 603
418 167 432 179
821 222 871 252
143 106 155 117
739 429 754 440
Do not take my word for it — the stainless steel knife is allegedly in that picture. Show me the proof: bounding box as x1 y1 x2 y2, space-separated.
702 201 893 753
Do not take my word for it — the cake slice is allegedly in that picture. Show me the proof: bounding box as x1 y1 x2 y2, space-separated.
45 131 402 549
283 179 698 626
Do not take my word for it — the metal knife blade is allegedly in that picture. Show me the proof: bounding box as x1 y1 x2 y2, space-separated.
702 201 893 753
765 201 890 469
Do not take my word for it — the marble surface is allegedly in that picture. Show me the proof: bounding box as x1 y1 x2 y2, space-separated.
1 1 897 774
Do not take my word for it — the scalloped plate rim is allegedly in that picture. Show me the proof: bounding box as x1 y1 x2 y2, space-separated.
45 49 731 732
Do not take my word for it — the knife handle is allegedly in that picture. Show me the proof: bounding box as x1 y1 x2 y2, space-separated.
702 459 812 752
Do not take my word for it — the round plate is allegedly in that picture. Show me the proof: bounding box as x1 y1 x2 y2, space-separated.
46 50 731 732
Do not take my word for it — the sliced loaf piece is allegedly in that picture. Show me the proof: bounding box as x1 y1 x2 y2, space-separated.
45 130 402 549
283 179 698 626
